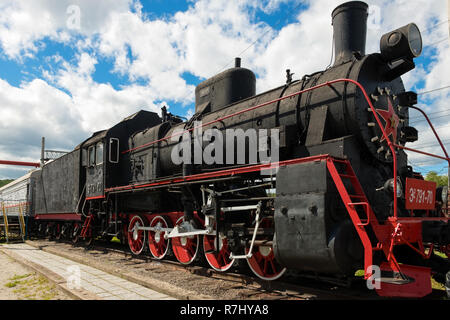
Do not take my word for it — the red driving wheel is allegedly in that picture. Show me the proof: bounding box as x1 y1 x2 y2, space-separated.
246 244 286 281
246 218 286 281
171 217 199 265
127 215 146 255
203 233 234 272
148 216 171 260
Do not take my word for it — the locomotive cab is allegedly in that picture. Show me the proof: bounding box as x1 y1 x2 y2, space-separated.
82 110 163 212
83 131 107 202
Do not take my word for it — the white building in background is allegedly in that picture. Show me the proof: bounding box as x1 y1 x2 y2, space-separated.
0 170 38 215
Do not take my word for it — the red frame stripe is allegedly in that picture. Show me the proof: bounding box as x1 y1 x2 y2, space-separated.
34 213 82 221
86 195 106 200
105 155 329 192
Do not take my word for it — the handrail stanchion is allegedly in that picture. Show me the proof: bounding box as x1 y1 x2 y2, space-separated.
18 203 25 242
2 202 9 243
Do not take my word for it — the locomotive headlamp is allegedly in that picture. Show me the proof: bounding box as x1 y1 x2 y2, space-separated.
384 177 403 198
380 23 422 62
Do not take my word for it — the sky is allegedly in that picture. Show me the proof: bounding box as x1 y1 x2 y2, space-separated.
0 0 449 179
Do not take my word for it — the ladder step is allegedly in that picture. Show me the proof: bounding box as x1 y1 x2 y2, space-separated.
332 159 348 163
339 174 356 179
349 194 366 199
357 220 369 226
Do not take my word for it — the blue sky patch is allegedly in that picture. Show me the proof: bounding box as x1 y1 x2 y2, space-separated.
252 1 308 30
138 0 191 19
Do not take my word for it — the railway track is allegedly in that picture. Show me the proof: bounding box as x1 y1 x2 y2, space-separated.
26 237 380 300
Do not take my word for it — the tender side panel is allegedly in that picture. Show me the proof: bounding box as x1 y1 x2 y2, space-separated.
33 150 80 215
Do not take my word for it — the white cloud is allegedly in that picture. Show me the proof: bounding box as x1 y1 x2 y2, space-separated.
95 0 273 102
0 51 170 179
256 0 297 14
48 52 166 132
0 76 84 169
0 0 132 59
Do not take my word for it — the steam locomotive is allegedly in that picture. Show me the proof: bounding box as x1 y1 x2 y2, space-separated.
2 1 449 298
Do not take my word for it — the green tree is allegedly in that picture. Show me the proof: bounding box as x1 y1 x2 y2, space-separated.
424 171 448 187
0 179 13 188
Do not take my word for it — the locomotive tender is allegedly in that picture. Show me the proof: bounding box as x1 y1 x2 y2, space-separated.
3 1 449 298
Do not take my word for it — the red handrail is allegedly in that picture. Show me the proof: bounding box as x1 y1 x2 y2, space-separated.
123 78 397 158
2 202 30 209
0 160 40 168
394 105 450 164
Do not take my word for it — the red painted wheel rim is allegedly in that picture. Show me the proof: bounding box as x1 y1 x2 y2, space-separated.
246 245 286 281
171 217 199 265
246 218 286 281
203 234 234 271
148 216 170 260
128 216 146 255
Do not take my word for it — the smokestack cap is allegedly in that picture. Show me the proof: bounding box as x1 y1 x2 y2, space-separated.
332 1 368 19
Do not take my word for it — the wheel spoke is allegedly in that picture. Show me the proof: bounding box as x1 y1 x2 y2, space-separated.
187 245 195 256
221 251 228 266
270 259 277 274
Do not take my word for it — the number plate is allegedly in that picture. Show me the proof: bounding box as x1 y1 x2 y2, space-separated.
405 178 436 210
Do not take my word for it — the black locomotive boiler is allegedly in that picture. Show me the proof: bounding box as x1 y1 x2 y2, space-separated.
22 1 449 298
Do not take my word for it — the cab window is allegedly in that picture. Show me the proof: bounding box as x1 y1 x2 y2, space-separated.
82 148 87 166
109 138 119 163
88 146 95 167
96 142 104 165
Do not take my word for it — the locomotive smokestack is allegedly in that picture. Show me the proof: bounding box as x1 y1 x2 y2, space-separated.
332 1 368 65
